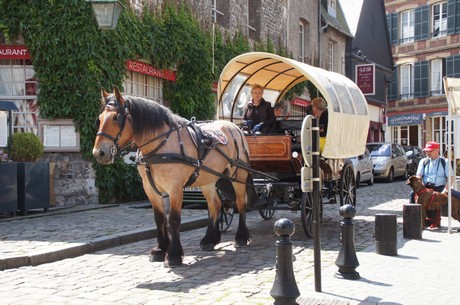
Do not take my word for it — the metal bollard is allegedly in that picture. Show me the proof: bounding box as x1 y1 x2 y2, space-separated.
270 218 300 305
375 213 397 256
403 203 422 239
334 204 360 280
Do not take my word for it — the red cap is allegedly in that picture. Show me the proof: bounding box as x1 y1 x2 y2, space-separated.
422 141 440 151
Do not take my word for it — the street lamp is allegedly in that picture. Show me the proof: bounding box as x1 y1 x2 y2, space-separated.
86 0 124 30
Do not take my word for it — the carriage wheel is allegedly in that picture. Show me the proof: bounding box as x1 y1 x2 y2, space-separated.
259 200 276 220
218 200 234 232
339 162 357 206
300 192 313 238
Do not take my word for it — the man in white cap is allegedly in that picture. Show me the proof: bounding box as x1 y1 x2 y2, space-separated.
410 141 459 229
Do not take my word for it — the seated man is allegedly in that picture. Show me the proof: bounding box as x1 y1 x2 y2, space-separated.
311 97 328 153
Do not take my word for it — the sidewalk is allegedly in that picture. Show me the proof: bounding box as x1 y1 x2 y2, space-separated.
0 203 209 270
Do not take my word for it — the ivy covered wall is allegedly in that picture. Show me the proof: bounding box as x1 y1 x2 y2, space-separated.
0 0 299 203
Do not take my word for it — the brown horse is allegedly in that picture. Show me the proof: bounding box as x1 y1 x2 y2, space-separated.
93 86 258 267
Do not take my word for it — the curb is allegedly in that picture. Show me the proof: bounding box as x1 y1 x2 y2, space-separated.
0 217 208 271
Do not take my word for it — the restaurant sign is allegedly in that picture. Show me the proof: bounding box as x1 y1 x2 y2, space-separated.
355 63 375 95
387 113 424 126
0 45 30 59
126 60 176 81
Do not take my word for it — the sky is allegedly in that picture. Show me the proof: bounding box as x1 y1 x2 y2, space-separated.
338 0 364 35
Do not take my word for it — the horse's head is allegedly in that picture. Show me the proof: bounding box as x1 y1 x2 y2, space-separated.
93 86 133 164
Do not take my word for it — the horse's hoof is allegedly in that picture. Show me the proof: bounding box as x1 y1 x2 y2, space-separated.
149 248 166 262
234 238 249 247
165 255 183 267
200 243 215 251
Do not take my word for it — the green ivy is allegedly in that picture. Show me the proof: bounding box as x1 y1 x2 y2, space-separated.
0 0 307 203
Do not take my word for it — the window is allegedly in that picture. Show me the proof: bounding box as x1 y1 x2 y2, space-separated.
432 2 447 37
328 0 336 18
123 71 163 104
400 64 413 99
431 59 443 96
212 0 228 27
0 59 38 134
401 10 415 44
248 0 261 40
328 40 336 72
299 22 305 63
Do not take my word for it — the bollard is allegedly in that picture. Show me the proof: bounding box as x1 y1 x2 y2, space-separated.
270 218 300 305
403 203 422 239
334 204 360 280
375 213 397 256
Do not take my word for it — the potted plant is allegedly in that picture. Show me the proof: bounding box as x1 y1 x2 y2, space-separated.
0 148 17 216
11 132 50 215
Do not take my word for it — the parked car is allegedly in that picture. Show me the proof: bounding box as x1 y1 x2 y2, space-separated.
347 146 374 188
366 142 409 182
403 146 425 176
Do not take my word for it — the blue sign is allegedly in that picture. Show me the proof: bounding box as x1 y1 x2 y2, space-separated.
387 113 424 126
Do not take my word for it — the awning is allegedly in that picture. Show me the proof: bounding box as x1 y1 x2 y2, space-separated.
217 52 370 159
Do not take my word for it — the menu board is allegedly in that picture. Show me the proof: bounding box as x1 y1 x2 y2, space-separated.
38 119 80 152
0 112 7 147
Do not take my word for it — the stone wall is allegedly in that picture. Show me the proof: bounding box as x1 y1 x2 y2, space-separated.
43 153 98 207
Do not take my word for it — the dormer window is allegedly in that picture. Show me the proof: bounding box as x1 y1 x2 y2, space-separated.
328 0 336 18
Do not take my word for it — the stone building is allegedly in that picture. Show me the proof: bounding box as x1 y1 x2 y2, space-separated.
0 0 361 207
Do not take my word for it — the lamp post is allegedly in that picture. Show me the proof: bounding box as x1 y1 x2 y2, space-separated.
86 0 124 30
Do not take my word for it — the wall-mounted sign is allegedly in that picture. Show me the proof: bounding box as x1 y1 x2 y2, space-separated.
126 60 176 81
0 45 30 60
387 113 424 126
38 119 80 152
355 63 375 95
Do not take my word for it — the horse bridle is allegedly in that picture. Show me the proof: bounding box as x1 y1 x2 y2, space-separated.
96 100 130 161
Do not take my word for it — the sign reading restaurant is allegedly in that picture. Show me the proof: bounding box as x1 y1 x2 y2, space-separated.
355 63 375 95
0 45 30 59
126 60 176 81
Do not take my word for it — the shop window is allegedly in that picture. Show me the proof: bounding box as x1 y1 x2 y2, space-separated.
0 59 38 134
123 70 163 104
400 10 415 44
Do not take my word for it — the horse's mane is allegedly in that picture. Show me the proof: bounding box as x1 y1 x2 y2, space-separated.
124 95 189 135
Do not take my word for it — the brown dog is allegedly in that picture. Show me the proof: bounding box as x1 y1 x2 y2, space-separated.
406 175 460 225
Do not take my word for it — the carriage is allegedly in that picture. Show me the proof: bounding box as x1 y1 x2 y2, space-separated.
214 52 370 237
93 52 370 267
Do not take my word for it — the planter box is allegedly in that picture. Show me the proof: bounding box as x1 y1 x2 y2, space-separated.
0 162 18 217
17 162 50 215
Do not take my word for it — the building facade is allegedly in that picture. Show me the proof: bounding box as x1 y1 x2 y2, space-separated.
385 0 460 153
0 0 363 206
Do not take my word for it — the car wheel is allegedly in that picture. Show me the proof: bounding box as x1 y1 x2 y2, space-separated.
402 166 409 180
386 167 394 183
367 171 374 186
355 173 361 189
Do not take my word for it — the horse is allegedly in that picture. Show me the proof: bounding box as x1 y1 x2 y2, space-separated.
93 86 260 267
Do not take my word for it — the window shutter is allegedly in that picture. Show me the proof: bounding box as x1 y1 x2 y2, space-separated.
446 55 460 77
414 61 429 97
414 6 430 41
386 13 399 45
447 0 460 34
388 66 398 100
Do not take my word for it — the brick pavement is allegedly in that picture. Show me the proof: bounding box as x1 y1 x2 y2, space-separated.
0 180 459 304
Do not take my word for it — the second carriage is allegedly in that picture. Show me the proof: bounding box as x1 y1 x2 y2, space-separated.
215 52 370 237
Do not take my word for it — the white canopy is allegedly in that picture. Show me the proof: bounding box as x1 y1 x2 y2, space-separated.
217 52 370 159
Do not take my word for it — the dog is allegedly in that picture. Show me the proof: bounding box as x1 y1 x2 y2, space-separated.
406 175 460 226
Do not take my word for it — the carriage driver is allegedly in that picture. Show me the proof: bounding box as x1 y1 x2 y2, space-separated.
243 84 276 134
311 97 328 153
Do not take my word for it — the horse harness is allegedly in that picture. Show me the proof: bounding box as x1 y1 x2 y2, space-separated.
136 121 251 197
